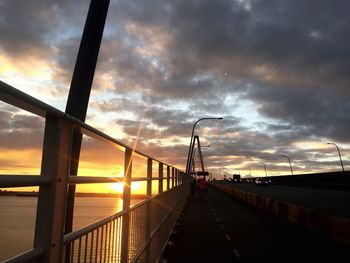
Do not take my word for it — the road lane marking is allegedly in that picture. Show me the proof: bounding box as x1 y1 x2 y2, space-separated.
220 224 224 230
233 248 241 258
226 234 231 241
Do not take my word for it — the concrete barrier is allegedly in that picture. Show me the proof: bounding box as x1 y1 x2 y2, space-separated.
209 182 350 246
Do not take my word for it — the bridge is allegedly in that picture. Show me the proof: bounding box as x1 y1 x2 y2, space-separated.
1 79 350 263
1 1 350 262
1 83 350 262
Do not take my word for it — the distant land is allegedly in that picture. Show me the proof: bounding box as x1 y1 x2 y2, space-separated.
0 190 148 199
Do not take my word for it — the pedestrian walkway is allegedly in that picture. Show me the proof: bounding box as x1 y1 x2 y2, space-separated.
162 185 350 263
162 189 239 263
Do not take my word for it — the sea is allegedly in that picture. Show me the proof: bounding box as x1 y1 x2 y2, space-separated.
0 196 142 261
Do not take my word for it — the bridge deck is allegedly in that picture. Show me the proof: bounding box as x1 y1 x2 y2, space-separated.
163 186 349 263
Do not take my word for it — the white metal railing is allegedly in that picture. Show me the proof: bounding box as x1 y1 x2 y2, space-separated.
0 80 189 263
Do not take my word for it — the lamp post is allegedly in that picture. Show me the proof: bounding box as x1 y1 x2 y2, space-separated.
327 142 345 171
260 162 268 177
185 117 223 174
282 155 293 175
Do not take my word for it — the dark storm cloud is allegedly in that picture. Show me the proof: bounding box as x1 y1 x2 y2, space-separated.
167 0 350 85
0 0 53 55
189 100 232 115
153 0 350 143
1 0 350 173
0 111 44 149
115 106 195 140
246 83 350 141
0 0 87 55
84 0 349 149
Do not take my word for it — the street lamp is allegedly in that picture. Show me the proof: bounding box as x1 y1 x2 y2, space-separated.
260 162 268 177
282 155 293 175
327 142 345 172
185 117 223 174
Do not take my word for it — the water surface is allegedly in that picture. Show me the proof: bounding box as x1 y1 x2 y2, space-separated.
0 196 141 261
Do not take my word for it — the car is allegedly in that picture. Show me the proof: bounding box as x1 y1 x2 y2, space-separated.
255 178 269 186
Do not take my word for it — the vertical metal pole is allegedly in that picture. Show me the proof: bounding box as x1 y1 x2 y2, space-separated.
64 1 110 260
175 169 178 186
147 159 153 198
282 155 293 176
158 163 163 194
121 148 132 263
337 146 345 172
34 119 73 262
262 162 267 178
145 158 152 262
327 143 345 172
288 158 293 175
157 163 163 260
171 167 175 188
335 145 345 172
166 166 170 191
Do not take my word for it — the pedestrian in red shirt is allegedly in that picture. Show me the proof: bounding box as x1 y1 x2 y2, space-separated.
199 178 207 201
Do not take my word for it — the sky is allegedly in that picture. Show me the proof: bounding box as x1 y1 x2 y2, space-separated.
1 0 350 187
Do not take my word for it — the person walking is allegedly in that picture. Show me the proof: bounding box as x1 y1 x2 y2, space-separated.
199 178 207 201
190 178 197 200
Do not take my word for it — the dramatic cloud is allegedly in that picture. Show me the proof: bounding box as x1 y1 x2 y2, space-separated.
1 0 349 178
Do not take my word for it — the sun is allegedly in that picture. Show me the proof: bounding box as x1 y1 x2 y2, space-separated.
111 182 124 193
109 181 144 194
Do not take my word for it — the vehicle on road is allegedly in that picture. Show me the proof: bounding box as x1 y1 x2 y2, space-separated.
232 173 241 183
255 177 269 186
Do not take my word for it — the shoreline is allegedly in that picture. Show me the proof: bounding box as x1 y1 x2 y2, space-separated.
0 190 147 199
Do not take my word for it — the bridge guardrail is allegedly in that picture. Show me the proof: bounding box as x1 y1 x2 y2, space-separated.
0 80 189 262
209 182 350 246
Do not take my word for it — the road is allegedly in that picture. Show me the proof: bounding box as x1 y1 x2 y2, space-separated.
218 181 350 217
164 186 349 263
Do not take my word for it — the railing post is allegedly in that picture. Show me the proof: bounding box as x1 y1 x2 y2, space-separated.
175 169 178 186
166 166 170 190
147 159 153 198
157 163 164 259
158 163 163 194
121 148 132 263
145 158 152 261
171 167 175 189
33 118 73 263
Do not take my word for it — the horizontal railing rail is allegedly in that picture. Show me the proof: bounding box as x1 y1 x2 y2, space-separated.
4 248 45 263
0 80 189 262
0 175 50 187
0 80 176 168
